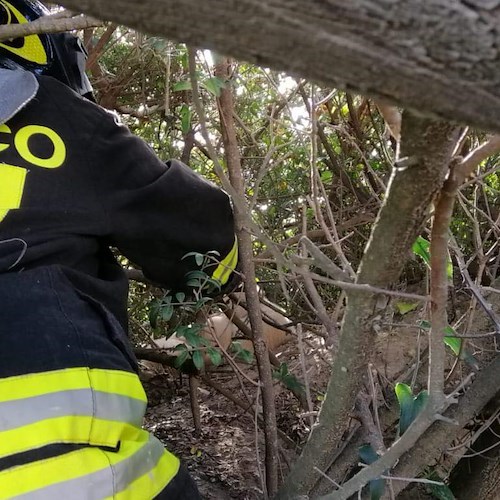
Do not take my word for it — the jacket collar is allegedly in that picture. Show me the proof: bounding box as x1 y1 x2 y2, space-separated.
0 68 39 125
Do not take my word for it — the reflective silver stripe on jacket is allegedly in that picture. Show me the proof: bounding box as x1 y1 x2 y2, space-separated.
0 389 146 431
13 435 166 500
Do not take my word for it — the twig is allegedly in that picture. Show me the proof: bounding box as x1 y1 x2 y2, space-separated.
460 135 500 177
254 385 267 499
0 12 103 41
293 270 430 302
213 54 280 495
450 236 500 335
297 324 315 429
300 237 352 282
189 375 202 434
428 160 463 403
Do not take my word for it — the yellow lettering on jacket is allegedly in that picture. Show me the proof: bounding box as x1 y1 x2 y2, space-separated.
0 164 28 223
0 123 66 223
0 123 11 153
15 125 66 169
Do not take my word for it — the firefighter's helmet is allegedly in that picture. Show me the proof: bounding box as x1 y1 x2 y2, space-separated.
0 0 93 98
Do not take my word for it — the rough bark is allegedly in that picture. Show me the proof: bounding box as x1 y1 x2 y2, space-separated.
276 112 460 498
56 0 500 132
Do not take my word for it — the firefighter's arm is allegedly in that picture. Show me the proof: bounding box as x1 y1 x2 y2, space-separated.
91 112 238 291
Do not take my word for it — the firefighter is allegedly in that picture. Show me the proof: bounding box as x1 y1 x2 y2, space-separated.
0 0 238 497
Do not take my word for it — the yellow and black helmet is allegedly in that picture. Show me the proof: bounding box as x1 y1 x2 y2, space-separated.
0 0 93 98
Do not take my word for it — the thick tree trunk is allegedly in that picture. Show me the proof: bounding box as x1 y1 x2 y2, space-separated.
276 112 460 497
57 0 500 132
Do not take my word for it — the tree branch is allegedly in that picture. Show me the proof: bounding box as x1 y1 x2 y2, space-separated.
214 54 280 496
58 0 500 132
0 12 104 41
277 112 460 498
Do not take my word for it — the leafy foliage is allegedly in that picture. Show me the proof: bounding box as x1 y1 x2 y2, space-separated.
395 383 429 435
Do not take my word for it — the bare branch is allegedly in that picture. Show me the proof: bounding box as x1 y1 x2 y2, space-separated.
0 12 104 42
461 135 500 178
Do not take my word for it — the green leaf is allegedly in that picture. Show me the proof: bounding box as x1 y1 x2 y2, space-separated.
272 363 304 394
207 347 222 366
148 299 161 329
320 170 333 184
443 326 479 370
173 80 192 92
426 474 456 500
446 255 454 280
395 301 419 315
201 76 226 97
175 292 186 304
179 50 189 70
419 321 478 369
359 445 385 500
180 325 203 347
160 303 174 322
180 104 191 135
192 350 205 371
419 320 431 330
186 270 209 280
413 390 429 421
174 346 189 368
412 236 431 267
359 444 379 464
230 341 254 363
412 236 453 279
395 383 429 435
195 297 212 310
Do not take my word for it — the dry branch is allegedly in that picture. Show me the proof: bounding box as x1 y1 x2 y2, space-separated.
0 12 103 41
214 54 280 496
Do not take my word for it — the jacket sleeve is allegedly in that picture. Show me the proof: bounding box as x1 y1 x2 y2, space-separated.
90 110 238 291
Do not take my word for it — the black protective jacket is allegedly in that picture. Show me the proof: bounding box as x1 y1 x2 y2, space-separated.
0 70 236 377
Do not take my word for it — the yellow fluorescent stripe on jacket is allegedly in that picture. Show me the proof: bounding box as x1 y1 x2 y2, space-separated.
0 367 147 403
0 367 180 498
0 416 139 458
212 237 238 285
0 431 179 498
112 447 180 500
0 368 148 457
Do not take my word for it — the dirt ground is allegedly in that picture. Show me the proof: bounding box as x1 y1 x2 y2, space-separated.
142 287 499 499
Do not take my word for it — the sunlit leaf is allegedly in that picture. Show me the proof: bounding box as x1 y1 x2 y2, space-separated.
173 80 192 92
412 236 453 279
443 326 479 370
412 236 431 267
395 383 428 435
202 76 226 97
180 104 191 135
396 301 419 315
